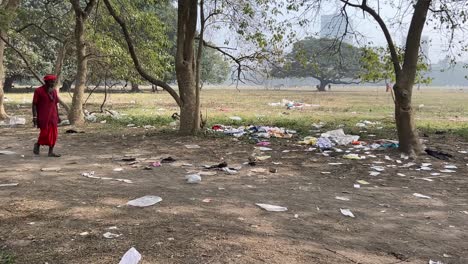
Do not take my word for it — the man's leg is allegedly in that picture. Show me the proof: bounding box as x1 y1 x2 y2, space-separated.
33 142 40 155
48 146 61 157
47 125 60 157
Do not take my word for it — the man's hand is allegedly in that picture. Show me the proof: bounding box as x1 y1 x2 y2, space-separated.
33 117 37 128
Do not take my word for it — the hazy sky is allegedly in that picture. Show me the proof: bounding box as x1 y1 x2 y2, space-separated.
205 0 467 64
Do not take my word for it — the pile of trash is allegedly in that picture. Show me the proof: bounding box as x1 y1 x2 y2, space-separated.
299 128 400 151
212 125 297 139
0 116 26 126
268 99 319 110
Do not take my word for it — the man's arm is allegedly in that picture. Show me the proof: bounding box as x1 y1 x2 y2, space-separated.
56 101 60 123
32 103 38 127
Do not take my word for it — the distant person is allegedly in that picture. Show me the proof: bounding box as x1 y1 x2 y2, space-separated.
328 84 331 91
32 74 61 157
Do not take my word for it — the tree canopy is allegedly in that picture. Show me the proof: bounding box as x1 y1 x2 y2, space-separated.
272 37 362 91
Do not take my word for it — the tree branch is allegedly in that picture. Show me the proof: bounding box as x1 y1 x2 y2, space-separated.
0 35 43 84
340 0 401 76
102 0 182 107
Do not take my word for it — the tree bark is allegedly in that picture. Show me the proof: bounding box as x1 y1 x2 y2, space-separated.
3 75 17 93
0 31 7 119
69 0 96 125
176 0 199 135
317 80 328 92
0 0 20 120
393 0 430 156
60 79 73 92
130 82 140 93
68 13 86 125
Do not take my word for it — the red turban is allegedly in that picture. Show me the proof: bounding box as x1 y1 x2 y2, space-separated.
43 74 57 82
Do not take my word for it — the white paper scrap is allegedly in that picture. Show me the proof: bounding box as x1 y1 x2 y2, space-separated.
127 196 162 207
255 203 288 212
119 247 142 264
340 208 355 218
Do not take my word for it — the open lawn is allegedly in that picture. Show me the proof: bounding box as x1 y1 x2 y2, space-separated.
1 86 468 263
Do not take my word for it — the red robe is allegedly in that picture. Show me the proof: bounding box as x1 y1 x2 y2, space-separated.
33 86 59 147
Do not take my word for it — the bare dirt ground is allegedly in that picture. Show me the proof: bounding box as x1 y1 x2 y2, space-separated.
1 124 468 264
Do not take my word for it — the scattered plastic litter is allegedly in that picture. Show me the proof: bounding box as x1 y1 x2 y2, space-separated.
82 171 133 184
335 196 350 201
317 137 333 149
321 129 359 145
186 174 202 184
256 203 288 212
103 232 121 239
0 150 16 155
113 168 124 172
0 183 19 187
343 154 364 160
440 169 456 173
256 156 271 161
428 260 445 264
41 167 61 172
444 165 457 169
257 147 272 151
79 232 89 236
251 168 267 173
312 122 326 129
256 141 270 146
420 178 434 182
221 167 238 175
329 162 343 165
127 196 162 207
369 171 381 176
150 161 161 167
397 173 406 177
357 180 369 185
413 193 431 199
212 125 296 139
119 247 142 264
299 136 317 145
353 184 361 189
371 166 385 172
340 208 355 218
185 145 201 149
8 116 26 125
355 120 380 128
230 116 242 121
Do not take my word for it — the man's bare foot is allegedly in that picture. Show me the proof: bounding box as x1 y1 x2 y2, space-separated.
48 153 61 157
33 143 40 155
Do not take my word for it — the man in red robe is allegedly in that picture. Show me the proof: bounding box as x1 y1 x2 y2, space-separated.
32 74 61 157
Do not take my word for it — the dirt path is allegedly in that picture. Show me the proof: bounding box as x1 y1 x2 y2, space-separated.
1 125 467 263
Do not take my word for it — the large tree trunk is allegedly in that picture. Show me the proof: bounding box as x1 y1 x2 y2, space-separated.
69 0 96 125
69 13 88 125
0 30 6 119
394 82 421 156
317 80 328 92
176 0 199 135
0 0 20 120
60 79 73 92
3 75 17 93
393 0 430 156
130 82 140 93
